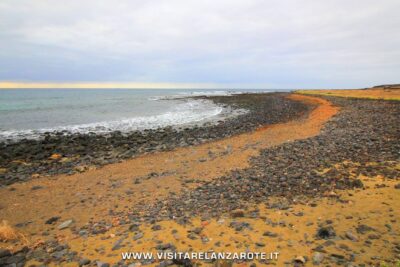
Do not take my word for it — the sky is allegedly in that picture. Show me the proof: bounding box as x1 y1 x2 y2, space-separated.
0 0 399 89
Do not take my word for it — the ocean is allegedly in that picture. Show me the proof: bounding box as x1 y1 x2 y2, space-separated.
0 88 285 141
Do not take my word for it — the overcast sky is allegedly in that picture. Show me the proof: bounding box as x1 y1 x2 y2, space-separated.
0 0 399 88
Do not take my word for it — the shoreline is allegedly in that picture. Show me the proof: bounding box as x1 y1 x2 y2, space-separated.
0 92 311 186
0 90 399 266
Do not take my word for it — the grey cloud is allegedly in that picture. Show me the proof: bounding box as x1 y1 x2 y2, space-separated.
0 0 399 88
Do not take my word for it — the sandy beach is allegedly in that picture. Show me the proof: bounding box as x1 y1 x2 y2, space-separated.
0 89 399 267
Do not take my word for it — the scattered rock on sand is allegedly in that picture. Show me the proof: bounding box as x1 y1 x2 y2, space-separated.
112 238 124 251
75 165 88 173
45 216 61 224
31 185 44 190
129 223 140 232
79 258 91 266
316 226 336 239
58 219 73 230
293 255 306 266
230 209 245 218
96 261 110 267
345 231 359 242
312 252 324 265
151 224 162 231
356 224 375 234
263 231 278 237
133 232 144 241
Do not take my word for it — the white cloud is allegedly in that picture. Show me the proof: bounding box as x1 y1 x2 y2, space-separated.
0 0 399 88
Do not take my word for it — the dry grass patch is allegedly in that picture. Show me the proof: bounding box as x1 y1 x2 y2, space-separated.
0 220 28 244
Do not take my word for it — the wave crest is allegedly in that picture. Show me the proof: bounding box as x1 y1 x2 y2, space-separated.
0 99 225 141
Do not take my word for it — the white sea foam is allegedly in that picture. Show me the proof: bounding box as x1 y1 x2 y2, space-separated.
179 90 236 96
0 99 228 141
148 90 272 101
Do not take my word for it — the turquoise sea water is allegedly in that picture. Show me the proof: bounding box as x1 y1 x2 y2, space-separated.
0 88 285 140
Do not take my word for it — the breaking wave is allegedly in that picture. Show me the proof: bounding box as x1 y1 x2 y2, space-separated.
0 99 225 141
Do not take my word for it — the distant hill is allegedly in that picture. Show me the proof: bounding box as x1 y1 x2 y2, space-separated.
372 84 400 89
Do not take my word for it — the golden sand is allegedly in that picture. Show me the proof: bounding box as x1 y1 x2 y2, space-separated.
1 93 399 266
296 88 400 101
0 94 337 242
65 174 399 266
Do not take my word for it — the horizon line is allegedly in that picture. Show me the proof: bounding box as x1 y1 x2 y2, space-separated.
0 81 367 90
0 81 230 89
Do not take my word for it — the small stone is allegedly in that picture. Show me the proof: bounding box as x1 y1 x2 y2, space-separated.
230 209 245 218
96 261 110 267
79 230 88 236
356 224 374 234
312 252 324 265
189 227 202 235
112 238 124 251
187 233 198 240
31 185 44 190
268 199 290 210
79 258 91 266
58 219 73 230
229 221 251 231
255 242 265 247
294 255 306 266
368 234 381 240
129 223 140 232
75 166 88 173
263 231 278 237
330 253 345 264
316 226 336 239
157 260 174 267
327 191 337 197
345 231 358 242
133 232 144 241
45 216 61 224
151 224 162 231
155 243 174 250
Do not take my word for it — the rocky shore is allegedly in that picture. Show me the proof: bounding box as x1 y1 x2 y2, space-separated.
138 96 399 222
0 93 311 186
67 96 399 266
0 92 399 266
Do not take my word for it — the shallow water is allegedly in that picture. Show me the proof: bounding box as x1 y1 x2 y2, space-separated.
0 88 283 140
